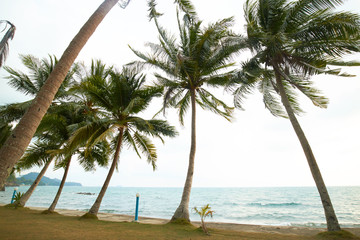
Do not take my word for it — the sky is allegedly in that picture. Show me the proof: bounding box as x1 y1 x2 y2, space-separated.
1 0 359 188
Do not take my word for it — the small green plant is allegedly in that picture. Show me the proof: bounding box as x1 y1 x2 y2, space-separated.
193 204 214 235
13 192 24 203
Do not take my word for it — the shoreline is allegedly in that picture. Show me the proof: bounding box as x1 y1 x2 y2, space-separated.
2 204 359 236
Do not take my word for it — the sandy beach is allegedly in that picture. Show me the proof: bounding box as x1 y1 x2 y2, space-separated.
12 205 359 237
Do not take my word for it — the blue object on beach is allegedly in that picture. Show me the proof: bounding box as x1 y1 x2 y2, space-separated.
134 193 140 222
11 187 18 204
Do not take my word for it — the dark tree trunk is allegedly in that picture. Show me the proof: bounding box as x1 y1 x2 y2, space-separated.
274 70 341 232
14 160 52 207
171 88 197 222
0 0 120 188
47 157 72 212
87 129 124 216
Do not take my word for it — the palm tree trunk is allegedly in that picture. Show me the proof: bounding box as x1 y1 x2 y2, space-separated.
87 129 124 216
14 159 52 207
171 88 197 222
0 0 120 188
47 157 72 212
274 70 341 232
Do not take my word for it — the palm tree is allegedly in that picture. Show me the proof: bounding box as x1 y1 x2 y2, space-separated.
0 0 131 187
42 102 110 213
12 101 109 208
129 0 246 222
0 20 16 68
70 63 177 218
232 0 360 231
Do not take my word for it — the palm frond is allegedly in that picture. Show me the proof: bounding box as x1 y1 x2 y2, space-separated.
197 88 234 121
0 20 15 68
132 132 157 170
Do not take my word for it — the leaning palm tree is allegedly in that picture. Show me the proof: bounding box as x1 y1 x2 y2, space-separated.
231 0 360 232
0 0 132 187
42 102 110 213
129 0 246 222
12 101 109 208
0 20 16 68
70 63 177 218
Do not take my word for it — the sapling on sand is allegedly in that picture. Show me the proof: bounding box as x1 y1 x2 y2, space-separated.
193 204 214 235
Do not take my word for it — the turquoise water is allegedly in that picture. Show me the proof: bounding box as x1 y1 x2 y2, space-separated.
1 186 359 227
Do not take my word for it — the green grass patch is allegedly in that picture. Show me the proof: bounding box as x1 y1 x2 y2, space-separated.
0 206 358 240
80 212 99 220
316 230 360 240
41 210 59 215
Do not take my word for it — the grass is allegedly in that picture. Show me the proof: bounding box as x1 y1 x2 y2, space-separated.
0 206 358 240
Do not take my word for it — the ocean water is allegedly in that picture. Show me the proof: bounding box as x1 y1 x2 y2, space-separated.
0 186 359 228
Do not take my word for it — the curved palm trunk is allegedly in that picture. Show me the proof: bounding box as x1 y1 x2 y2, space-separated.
274 71 341 232
0 0 120 188
87 129 124 216
14 159 52 207
171 88 197 222
47 157 72 212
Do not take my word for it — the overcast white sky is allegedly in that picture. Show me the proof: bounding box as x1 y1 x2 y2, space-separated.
1 0 359 187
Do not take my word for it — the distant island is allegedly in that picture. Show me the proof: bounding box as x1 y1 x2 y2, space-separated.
5 172 82 187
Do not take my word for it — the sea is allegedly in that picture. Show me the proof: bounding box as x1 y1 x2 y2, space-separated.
0 186 359 228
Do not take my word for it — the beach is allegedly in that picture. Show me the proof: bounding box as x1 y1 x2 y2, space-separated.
3 204 359 237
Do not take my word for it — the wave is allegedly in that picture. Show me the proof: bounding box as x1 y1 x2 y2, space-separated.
247 202 301 207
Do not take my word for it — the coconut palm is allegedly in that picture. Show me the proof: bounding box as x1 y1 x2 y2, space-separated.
70 63 177 218
129 0 246 222
41 102 110 213
12 101 109 208
0 0 132 187
0 20 16 68
231 0 360 231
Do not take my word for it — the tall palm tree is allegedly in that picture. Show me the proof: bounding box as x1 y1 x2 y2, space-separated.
70 63 177 218
0 0 131 187
232 0 360 232
0 20 16 68
129 0 246 222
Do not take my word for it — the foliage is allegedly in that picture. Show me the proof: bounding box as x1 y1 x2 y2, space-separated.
70 62 177 170
12 191 24 203
130 0 246 125
193 204 214 235
0 20 15 68
230 0 360 117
